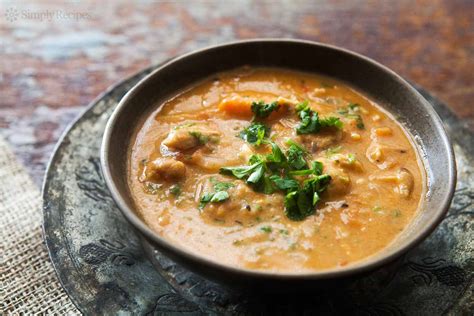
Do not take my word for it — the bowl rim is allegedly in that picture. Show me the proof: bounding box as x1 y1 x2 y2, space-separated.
100 38 456 280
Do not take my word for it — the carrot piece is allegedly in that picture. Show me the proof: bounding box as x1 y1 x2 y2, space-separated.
218 96 253 118
218 96 291 119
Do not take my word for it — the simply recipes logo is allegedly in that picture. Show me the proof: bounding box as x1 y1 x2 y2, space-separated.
4 6 94 22
5 7 19 22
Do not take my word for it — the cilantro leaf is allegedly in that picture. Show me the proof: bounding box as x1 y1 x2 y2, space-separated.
199 178 235 209
295 101 320 134
284 191 313 221
269 175 299 191
199 190 230 209
220 155 273 193
169 184 181 196
251 100 280 119
213 181 235 191
247 164 265 184
295 101 343 134
220 136 331 221
303 174 332 194
312 161 323 175
266 141 287 168
254 176 276 194
220 161 262 179
210 190 229 202
284 174 331 221
320 117 343 129
286 140 308 170
289 161 323 176
239 122 269 146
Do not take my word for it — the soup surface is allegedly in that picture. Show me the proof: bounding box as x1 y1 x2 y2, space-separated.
129 67 425 272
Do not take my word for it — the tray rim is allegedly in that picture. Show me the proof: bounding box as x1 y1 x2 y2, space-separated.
41 60 473 314
41 63 159 314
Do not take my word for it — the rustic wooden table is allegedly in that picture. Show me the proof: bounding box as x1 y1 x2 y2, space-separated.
1 0 472 186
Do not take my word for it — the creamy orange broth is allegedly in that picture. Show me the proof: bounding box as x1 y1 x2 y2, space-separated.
129 67 425 272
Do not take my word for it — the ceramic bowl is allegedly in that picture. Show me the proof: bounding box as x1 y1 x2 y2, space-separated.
101 39 456 288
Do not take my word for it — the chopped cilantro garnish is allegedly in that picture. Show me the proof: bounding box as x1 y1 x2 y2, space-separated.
260 226 273 233
284 174 331 221
169 184 181 196
199 179 234 209
251 100 280 119
289 161 323 176
220 141 331 221
189 131 219 144
338 103 365 130
286 140 308 170
213 181 235 191
220 154 274 194
320 116 344 129
266 141 286 166
239 122 269 146
189 131 209 144
269 175 299 191
199 191 229 209
295 101 343 134
220 159 263 179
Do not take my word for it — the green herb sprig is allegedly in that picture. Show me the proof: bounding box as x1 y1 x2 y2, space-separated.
238 122 269 146
295 101 343 134
199 180 235 209
220 140 331 221
251 100 280 119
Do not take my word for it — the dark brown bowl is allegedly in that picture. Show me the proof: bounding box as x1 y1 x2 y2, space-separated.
100 39 456 288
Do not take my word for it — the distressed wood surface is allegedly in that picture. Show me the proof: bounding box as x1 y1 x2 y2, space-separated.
1 0 472 186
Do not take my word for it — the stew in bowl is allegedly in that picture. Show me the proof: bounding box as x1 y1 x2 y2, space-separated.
101 40 455 284
130 67 425 272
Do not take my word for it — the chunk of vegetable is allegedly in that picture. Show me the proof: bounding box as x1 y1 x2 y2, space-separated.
397 168 414 198
162 126 220 151
218 96 288 119
145 158 186 181
371 168 414 198
218 96 253 117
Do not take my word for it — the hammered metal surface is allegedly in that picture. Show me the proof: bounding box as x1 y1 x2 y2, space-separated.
43 67 473 315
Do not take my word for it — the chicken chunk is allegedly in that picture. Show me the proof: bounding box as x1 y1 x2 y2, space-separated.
330 153 363 172
162 125 220 151
396 168 414 198
145 158 186 181
370 168 414 198
323 164 351 197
